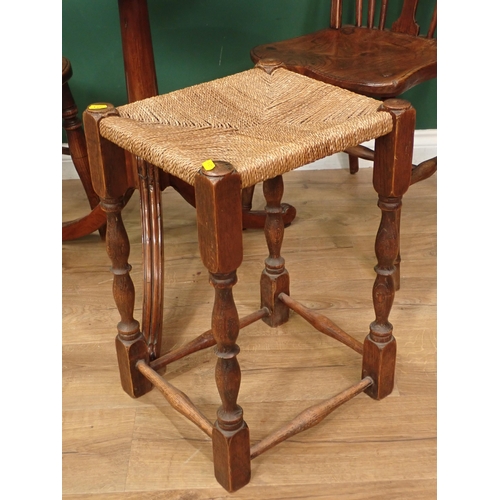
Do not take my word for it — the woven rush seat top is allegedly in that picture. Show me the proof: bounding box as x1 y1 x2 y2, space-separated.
99 66 394 188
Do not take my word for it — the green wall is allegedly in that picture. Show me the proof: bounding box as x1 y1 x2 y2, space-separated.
62 0 436 137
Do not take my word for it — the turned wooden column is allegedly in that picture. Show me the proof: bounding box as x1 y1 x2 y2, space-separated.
194 161 251 493
62 57 107 240
62 59 101 216
362 99 415 400
261 175 290 327
83 104 152 398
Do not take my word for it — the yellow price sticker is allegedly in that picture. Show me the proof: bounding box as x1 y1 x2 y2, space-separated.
202 159 216 171
88 104 108 110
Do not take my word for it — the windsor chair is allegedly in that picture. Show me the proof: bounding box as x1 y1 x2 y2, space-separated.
251 0 437 180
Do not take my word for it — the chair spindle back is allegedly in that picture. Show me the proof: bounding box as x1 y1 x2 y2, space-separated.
330 0 436 37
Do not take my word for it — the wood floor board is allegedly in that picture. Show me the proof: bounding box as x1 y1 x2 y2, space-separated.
62 408 137 495
120 402 435 493
63 478 437 500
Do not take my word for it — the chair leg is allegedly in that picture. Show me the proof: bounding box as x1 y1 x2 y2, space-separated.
348 153 359 174
260 175 290 327
242 185 255 214
194 161 251 493
362 99 415 400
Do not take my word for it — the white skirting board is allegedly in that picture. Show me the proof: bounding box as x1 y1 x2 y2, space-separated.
62 129 436 180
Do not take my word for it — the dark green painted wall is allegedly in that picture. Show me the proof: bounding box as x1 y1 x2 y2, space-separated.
62 0 436 139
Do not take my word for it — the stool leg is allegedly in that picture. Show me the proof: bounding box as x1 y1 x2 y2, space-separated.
104 198 152 398
194 162 250 493
394 208 402 292
83 105 152 398
362 99 415 400
261 175 290 327
210 271 250 492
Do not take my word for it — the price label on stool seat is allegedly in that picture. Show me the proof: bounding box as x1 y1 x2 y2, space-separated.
202 159 216 171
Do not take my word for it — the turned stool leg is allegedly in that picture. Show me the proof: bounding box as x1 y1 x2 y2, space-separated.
394 208 402 292
194 161 251 492
103 198 152 397
362 99 415 400
84 104 152 398
261 175 290 327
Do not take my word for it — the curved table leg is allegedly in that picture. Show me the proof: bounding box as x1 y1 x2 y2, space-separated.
137 158 164 360
63 204 107 241
63 58 107 240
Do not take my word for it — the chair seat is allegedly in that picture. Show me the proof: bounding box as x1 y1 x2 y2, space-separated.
250 27 437 98
98 64 393 189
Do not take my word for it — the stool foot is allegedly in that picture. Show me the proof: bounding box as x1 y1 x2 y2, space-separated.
261 175 290 327
362 334 396 400
115 334 152 398
261 271 290 327
213 422 251 492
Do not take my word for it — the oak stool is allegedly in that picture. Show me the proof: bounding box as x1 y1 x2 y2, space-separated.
84 60 415 492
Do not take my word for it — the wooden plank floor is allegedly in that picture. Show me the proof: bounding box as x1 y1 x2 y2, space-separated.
62 167 436 499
